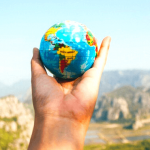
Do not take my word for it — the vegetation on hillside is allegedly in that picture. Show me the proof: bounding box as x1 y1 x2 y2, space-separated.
84 140 150 150
0 117 27 150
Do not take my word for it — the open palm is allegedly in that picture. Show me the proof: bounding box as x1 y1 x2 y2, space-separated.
31 36 111 127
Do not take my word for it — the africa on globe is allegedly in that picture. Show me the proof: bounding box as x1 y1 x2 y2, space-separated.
39 20 98 79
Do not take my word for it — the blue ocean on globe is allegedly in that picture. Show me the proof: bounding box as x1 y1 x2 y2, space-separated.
39 20 98 79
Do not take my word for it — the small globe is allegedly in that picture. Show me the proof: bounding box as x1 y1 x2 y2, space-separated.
39 20 98 79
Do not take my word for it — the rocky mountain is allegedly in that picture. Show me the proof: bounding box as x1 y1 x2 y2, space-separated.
98 70 150 98
0 95 33 150
93 86 150 122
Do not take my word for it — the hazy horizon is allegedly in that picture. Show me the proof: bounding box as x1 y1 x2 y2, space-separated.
1 69 150 86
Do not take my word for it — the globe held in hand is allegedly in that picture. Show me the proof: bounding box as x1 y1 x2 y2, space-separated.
39 20 98 79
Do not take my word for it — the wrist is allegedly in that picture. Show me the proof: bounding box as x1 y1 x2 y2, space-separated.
28 115 86 150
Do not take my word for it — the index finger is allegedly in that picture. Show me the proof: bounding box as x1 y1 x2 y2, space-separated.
93 36 111 73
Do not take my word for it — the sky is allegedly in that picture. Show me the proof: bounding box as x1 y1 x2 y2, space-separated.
0 0 150 85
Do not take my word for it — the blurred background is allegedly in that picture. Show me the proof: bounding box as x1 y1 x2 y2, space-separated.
0 0 150 149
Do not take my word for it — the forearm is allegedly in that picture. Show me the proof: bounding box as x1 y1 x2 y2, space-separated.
28 116 86 150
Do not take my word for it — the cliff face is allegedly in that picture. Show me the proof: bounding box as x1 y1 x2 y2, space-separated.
98 70 150 98
0 95 34 150
93 86 150 121
94 96 130 121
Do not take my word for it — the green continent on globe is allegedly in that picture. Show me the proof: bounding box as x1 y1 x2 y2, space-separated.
44 22 78 74
57 46 78 73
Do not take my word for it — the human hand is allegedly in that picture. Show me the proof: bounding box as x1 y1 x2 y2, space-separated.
28 36 111 150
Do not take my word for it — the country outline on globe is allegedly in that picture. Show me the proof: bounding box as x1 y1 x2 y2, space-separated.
39 20 98 79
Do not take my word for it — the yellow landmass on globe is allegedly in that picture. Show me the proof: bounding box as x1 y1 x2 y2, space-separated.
45 27 61 41
57 46 78 73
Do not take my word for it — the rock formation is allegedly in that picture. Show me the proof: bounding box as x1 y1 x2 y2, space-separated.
0 95 34 149
93 86 150 121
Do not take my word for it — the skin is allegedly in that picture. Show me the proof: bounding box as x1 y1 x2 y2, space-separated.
28 36 111 150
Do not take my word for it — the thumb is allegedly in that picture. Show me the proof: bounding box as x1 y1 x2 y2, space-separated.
93 36 111 74
31 48 47 79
